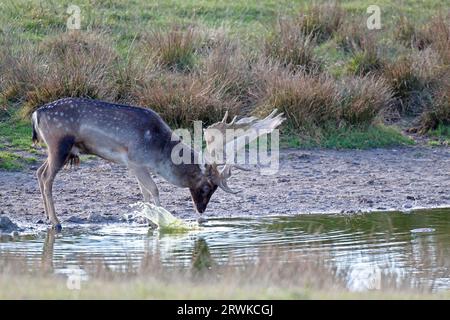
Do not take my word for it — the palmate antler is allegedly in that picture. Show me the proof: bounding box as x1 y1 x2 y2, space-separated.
203 110 285 193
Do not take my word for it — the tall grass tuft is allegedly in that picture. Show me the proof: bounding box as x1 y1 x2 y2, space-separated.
335 18 371 52
340 76 394 125
24 32 118 117
141 25 203 72
398 15 450 64
296 2 345 43
423 15 450 65
1 31 119 117
264 18 319 73
382 56 425 115
254 66 340 132
133 72 240 128
394 16 423 48
419 75 450 132
383 49 445 116
346 35 384 76
200 37 253 107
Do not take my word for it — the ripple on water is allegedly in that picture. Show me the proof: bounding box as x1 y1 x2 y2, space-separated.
1 207 450 290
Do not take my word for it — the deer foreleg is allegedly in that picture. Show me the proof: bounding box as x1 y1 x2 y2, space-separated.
132 167 161 206
42 164 61 230
136 179 152 203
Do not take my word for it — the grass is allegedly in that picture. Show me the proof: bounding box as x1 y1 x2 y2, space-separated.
0 151 23 170
2 275 450 299
428 124 450 145
0 151 37 170
0 116 37 170
0 118 34 151
0 1 445 42
282 124 414 149
1 245 448 299
0 0 449 169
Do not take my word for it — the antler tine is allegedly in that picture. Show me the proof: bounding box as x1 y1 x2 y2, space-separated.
221 111 229 123
204 109 285 179
228 115 238 126
218 179 239 194
233 164 251 171
265 109 278 119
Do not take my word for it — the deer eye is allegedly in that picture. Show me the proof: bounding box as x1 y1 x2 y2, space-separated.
202 185 210 194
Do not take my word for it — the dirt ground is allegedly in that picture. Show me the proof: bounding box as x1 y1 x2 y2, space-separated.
0 146 449 229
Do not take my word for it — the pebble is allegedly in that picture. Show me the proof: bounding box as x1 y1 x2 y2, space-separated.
0 216 20 233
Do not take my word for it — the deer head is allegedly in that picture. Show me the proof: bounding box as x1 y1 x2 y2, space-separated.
189 109 285 212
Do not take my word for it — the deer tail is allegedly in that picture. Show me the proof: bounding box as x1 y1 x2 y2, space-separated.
31 110 40 145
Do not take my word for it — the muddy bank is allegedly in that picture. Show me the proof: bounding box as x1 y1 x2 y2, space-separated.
0 146 449 229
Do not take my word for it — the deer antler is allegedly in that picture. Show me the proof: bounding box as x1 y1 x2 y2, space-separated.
203 110 285 193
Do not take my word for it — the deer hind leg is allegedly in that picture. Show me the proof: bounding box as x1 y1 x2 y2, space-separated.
132 167 160 206
36 159 49 219
41 136 75 231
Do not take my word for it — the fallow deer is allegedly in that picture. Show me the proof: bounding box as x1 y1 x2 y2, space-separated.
32 97 284 231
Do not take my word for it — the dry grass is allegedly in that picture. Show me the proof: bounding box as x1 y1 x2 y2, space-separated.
394 16 425 48
0 10 449 141
140 25 204 72
396 14 450 64
335 18 374 53
416 15 450 64
340 75 394 125
419 76 450 132
0 247 447 299
382 56 427 115
254 63 392 133
264 18 320 73
0 31 119 117
379 47 450 130
254 66 340 131
133 72 240 127
296 2 345 43
200 37 253 106
346 37 384 76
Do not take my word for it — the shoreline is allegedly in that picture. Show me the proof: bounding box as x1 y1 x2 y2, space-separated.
0 146 449 231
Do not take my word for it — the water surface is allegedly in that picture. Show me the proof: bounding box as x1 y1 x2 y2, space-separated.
1 208 450 291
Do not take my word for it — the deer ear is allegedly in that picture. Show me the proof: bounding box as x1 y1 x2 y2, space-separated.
198 162 207 174
200 163 214 177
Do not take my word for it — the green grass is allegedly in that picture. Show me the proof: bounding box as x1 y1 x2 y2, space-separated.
0 118 34 152
428 124 450 145
282 124 414 149
0 116 38 170
0 0 445 48
0 151 23 170
0 150 37 170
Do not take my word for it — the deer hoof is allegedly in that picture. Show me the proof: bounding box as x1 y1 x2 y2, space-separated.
197 216 208 224
53 223 62 232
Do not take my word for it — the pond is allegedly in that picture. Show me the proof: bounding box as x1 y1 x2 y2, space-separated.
1 207 450 291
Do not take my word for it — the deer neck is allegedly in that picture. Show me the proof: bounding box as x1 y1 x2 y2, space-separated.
156 140 204 189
